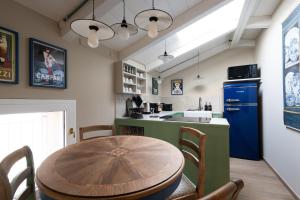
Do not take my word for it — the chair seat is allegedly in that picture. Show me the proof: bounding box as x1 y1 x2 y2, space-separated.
167 174 197 200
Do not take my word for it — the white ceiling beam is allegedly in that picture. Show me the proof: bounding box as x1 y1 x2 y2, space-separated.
160 42 230 78
119 0 232 60
237 39 256 47
231 0 260 47
246 16 272 29
146 31 232 72
160 38 255 78
58 0 120 38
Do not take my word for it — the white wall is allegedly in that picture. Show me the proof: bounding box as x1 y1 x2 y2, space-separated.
160 48 256 111
0 0 117 129
256 0 300 197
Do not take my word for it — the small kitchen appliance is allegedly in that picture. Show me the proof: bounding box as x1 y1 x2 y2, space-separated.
227 64 259 80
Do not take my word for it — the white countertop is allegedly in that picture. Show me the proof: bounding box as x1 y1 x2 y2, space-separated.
118 111 229 126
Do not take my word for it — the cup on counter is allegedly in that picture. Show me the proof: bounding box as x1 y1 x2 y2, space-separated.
125 87 128 92
140 73 143 78
129 79 133 83
125 77 129 83
129 88 132 92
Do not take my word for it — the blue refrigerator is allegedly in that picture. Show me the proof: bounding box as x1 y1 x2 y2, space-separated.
224 82 260 160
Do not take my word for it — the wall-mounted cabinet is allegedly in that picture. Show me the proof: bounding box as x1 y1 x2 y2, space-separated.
115 61 146 94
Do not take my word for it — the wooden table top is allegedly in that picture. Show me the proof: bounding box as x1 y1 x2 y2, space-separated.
36 136 184 200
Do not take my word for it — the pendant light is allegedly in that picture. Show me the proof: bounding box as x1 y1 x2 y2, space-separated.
71 0 115 48
158 40 174 63
196 48 204 80
111 0 138 40
134 0 173 38
157 76 162 84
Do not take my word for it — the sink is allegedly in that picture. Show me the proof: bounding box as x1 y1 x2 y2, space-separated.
164 116 211 123
184 111 212 118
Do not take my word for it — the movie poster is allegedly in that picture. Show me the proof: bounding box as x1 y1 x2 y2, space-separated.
0 27 18 83
30 38 67 88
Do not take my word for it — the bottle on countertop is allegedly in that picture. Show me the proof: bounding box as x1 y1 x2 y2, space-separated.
208 102 212 111
204 102 208 111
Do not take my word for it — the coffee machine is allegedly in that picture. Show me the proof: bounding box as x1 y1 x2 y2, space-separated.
126 96 144 119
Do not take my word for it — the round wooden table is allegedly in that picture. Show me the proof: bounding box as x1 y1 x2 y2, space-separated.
36 136 184 200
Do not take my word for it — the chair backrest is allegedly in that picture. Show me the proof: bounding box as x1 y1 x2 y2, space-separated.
0 146 36 200
79 125 115 142
199 179 244 200
179 126 207 198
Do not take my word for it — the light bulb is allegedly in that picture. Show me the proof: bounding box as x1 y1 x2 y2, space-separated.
160 56 168 63
119 27 130 40
157 78 162 84
148 20 158 38
87 29 99 48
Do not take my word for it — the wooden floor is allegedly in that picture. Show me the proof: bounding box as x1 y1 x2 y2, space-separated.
230 158 296 200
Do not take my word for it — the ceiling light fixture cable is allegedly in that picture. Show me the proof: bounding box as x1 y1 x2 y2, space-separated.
196 48 202 80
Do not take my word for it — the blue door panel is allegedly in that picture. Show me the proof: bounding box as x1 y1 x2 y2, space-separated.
224 105 260 160
224 83 257 104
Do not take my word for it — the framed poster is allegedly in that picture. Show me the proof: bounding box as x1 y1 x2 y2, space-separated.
152 77 158 95
171 79 183 95
282 5 300 131
0 26 18 84
29 38 67 89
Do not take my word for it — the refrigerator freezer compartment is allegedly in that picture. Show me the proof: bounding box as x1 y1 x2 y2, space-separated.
224 83 258 103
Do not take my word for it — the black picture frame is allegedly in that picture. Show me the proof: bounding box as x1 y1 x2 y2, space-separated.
152 77 158 95
0 26 18 84
282 5 300 132
171 79 183 95
29 38 67 89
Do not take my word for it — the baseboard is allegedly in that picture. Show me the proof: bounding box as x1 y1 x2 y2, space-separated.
264 158 300 200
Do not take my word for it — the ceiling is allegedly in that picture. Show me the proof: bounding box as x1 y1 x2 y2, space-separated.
14 0 85 22
14 0 203 51
13 0 281 77
127 0 281 76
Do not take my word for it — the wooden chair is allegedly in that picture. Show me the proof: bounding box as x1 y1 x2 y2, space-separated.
79 125 115 142
199 179 244 200
0 146 36 200
168 126 207 200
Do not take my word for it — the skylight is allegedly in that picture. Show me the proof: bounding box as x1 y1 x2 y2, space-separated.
171 0 245 57
136 0 245 71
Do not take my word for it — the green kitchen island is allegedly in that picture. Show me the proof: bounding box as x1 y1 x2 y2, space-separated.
114 112 230 195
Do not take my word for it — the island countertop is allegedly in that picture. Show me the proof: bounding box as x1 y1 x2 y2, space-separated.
117 111 229 126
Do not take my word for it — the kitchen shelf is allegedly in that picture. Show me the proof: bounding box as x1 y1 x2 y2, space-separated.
114 61 147 95
137 76 146 80
124 82 136 86
123 72 136 77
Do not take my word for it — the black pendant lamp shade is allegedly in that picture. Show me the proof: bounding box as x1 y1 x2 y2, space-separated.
134 0 173 38
111 0 138 40
71 0 115 48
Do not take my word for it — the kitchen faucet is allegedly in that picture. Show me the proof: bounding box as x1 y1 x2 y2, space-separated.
198 97 203 110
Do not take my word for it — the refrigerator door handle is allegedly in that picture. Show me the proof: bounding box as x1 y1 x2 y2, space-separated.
226 107 240 111
226 99 240 103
